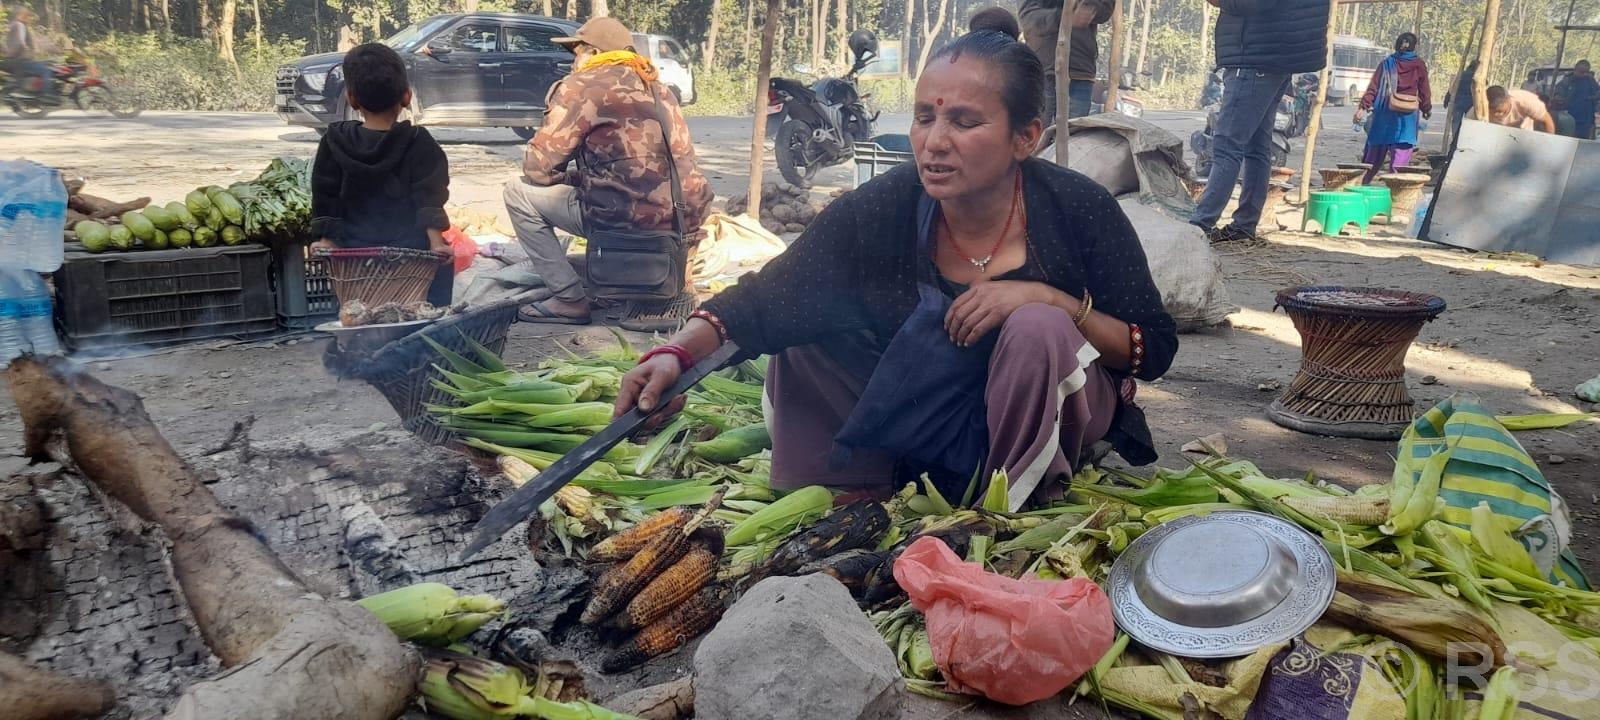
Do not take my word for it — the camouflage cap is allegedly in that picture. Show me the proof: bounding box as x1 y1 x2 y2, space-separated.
553 17 635 53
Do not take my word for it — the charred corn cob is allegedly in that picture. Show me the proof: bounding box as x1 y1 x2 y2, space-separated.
760 500 891 577
615 531 724 630
602 589 726 673
1280 494 1390 526
582 494 722 624
590 507 692 562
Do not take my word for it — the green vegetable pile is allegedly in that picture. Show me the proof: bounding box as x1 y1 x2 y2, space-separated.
72 157 311 254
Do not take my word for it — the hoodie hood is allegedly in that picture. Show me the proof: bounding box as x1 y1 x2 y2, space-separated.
323 120 421 178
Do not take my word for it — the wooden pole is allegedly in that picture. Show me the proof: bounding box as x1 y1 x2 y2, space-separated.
1473 0 1501 119
1054 0 1077 165
1297 0 1339 204
1441 17 1479 151
1412 0 1423 34
1107 0 1124 99
747 0 783 220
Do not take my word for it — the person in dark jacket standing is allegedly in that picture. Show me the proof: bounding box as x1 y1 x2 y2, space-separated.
1019 0 1113 125
1190 0 1329 243
310 43 453 306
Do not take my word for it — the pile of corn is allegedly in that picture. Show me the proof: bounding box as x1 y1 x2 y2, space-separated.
356 583 641 719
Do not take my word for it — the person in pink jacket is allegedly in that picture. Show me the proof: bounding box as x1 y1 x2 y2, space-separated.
1354 32 1430 185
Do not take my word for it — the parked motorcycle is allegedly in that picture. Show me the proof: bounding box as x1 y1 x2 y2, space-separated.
1190 69 1314 177
1 50 141 119
766 30 881 187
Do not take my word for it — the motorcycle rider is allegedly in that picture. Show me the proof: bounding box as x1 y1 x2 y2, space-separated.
3 6 54 99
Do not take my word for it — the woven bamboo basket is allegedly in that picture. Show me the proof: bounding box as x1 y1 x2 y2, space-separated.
348 298 521 445
1268 286 1446 439
317 247 449 306
1318 168 1365 191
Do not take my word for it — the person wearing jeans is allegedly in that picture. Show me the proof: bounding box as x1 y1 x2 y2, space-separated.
1191 0 1329 243
1020 0 1112 126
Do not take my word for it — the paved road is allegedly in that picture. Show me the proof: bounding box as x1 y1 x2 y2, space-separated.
2 106 1405 224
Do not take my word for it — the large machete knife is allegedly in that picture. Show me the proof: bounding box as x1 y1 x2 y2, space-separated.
459 341 743 560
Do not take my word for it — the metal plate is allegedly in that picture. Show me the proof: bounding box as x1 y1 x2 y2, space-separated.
1108 510 1336 659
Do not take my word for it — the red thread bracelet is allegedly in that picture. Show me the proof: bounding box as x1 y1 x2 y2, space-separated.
639 344 694 372
1129 323 1146 376
689 309 729 344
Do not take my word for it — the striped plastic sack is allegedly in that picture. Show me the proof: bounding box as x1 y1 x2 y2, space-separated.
1396 393 1591 590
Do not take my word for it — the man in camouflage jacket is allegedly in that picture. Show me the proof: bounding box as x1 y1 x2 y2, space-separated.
504 16 713 325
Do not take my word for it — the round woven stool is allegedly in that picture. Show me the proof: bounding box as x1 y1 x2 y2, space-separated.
1268 287 1447 439
1318 168 1365 191
1378 173 1432 221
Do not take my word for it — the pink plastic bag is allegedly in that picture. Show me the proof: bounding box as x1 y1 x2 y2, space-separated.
893 536 1115 705
442 226 478 274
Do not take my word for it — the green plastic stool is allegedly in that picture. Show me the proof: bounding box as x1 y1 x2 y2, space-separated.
1302 191 1369 236
1345 185 1393 223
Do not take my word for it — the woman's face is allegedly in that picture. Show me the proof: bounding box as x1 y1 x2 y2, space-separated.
910 56 1038 201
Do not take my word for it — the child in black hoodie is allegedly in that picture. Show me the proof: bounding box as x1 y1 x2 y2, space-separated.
310 43 453 306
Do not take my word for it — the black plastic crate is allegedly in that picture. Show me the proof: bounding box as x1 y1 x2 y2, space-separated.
271 241 337 329
55 245 277 350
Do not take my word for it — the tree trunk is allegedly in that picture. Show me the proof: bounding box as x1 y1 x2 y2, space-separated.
1121 0 1136 70
593 0 609 16
1198 1 1209 67
902 0 915 77
914 0 952 78
218 0 238 65
160 0 171 34
748 0 783 220
1107 0 1123 93
744 0 755 64
835 0 847 67
251 0 263 53
811 0 822 69
566 0 577 19
542 0 551 14
707 0 723 67
1134 0 1151 77
198 0 211 39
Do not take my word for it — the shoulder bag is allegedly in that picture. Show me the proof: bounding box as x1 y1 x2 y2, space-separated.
582 82 688 302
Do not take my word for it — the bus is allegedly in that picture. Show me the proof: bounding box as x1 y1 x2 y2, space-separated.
1328 35 1387 106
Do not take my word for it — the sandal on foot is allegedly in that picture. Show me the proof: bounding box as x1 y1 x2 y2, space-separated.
517 300 592 325
619 293 698 333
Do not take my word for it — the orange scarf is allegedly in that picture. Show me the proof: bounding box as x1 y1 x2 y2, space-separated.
580 50 659 84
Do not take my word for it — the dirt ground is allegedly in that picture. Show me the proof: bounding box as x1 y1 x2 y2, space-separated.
2 110 1598 718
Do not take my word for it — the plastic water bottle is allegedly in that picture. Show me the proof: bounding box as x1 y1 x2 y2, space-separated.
0 272 25 368
15 271 60 356
0 160 68 272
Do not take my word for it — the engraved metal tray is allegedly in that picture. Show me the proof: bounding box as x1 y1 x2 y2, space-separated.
1108 510 1336 658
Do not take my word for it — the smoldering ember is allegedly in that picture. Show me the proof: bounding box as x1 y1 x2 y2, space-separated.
3 1 1600 719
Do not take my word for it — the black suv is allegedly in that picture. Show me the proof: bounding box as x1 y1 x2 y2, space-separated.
276 13 580 139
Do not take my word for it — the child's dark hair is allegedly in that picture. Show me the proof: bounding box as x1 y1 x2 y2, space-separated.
928 12 1044 132
342 43 410 113
1394 32 1418 53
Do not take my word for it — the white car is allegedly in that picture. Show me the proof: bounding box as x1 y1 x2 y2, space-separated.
633 33 696 105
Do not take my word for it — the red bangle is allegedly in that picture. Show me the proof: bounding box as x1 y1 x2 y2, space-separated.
640 344 694 372
689 309 729 345
1129 323 1146 376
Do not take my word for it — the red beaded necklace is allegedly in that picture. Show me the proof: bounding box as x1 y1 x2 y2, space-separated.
941 169 1022 273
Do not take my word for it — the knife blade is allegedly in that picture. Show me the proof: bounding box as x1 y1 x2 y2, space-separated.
459 341 744 560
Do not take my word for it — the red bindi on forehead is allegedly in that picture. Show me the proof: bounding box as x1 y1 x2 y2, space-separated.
936 98 944 106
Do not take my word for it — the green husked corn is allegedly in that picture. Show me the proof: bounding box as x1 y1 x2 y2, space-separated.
463 439 622 483
506 402 616 429
635 416 692 475
725 485 833 546
691 423 773 462
457 380 589 405
422 336 493 377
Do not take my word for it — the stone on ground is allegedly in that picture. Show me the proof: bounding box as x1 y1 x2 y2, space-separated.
693 575 903 720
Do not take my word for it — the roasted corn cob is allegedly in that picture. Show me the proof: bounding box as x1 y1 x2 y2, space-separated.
589 507 692 562
582 494 722 624
615 531 724 630
760 500 890 577
602 588 726 673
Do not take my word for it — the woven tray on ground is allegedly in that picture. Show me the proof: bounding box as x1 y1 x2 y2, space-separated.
317 247 449 306
1268 286 1446 438
355 298 521 445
